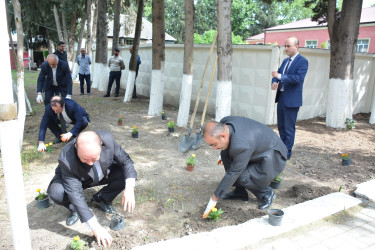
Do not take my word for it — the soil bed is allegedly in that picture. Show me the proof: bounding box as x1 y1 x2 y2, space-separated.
0 75 374 249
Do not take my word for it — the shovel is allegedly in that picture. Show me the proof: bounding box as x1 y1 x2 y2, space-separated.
178 32 218 153
190 56 218 151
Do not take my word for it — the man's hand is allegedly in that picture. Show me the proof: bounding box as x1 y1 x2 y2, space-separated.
37 142 46 152
217 155 223 165
36 93 44 104
272 71 279 78
122 187 135 213
93 226 113 247
203 196 218 218
61 132 73 142
271 82 279 90
66 94 72 99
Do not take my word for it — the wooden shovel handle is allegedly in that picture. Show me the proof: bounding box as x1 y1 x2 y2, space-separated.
201 56 218 126
189 32 218 129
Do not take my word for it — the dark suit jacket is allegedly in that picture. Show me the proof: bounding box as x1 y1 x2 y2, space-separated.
38 99 90 141
214 116 287 199
56 131 137 222
272 53 308 107
53 50 68 62
37 60 72 95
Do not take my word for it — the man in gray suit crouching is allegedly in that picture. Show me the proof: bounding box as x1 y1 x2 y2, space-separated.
47 131 137 247
202 116 287 218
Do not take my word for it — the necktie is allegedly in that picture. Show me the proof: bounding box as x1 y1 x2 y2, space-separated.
92 162 99 186
58 113 67 133
278 58 292 91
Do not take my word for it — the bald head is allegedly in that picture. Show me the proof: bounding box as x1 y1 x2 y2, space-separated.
76 131 102 166
47 54 59 68
203 121 230 150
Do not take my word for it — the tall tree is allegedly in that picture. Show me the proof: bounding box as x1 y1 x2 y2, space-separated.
306 0 363 127
93 0 108 91
148 0 165 116
61 0 69 51
53 4 64 41
124 0 144 102
215 0 232 121
12 0 26 149
86 0 93 54
176 0 194 127
112 0 121 53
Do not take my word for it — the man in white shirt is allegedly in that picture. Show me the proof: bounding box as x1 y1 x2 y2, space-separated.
104 48 125 97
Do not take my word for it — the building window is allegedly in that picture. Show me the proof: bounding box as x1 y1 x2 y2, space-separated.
305 40 318 48
126 39 133 46
356 39 369 53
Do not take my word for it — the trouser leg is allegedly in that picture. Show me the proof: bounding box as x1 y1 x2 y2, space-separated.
277 95 286 143
94 165 125 202
115 71 121 95
79 73 84 94
86 74 91 94
47 121 63 138
107 71 115 94
283 105 299 158
47 168 75 212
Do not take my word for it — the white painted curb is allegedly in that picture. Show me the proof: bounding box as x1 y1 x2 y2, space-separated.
354 179 375 201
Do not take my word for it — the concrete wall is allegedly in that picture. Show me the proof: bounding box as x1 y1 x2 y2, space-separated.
92 44 375 125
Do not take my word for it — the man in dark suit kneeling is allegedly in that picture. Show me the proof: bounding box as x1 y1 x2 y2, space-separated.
37 95 90 151
47 131 137 247
202 116 287 218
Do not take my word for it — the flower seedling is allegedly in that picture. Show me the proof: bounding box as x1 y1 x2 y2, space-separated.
186 154 196 166
45 142 54 152
207 207 224 222
162 111 167 120
342 154 349 160
274 173 282 182
345 118 356 129
118 116 123 122
36 188 48 200
70 236 86 250
167 121 175 129
132 126 138 134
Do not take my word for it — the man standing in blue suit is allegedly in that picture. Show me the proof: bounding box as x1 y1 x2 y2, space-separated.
271 36 308 160
36 54 73 106
37 95 90 150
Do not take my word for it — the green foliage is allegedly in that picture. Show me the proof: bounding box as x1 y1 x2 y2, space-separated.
274 173 282 182
21 147 43 166
167 121 175 128
70 236 86 250
186 154 196 165
345 118 356 129
321 41 328 48
194 30 245 44
132 126 138 134
207 208 224 222
36 189 48 201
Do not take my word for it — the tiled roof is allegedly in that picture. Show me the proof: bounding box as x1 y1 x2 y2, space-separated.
246 32 264 40
265 6 375 31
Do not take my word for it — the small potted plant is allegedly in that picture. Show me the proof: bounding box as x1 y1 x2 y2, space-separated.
207 207 224 222
167 121 175 133
161 111 167 120
342 153 351 166
270 173 282 189
186 154 196 171
345 118 357 130
268 208 284 226
35 188 50 209
70 235 86 250
132 126 138 138
45 142 54 153
118 116 123 125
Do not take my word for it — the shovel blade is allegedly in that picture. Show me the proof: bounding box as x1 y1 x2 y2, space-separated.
190 133 204 151
178 135 193 153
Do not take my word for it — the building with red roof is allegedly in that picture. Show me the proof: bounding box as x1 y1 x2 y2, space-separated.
246 7 375 53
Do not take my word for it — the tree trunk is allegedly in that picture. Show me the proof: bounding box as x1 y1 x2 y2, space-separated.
325 0 362 128
72 10 87 80
53 5 64 41
86 0 92 54
93 0 108 91
12 0 26 150
176 0 194 127
91 0 98 55
68 10 77 62
5 1 17 69
148 0 165 116
112 0 121 54
216 0 232 121
61 0 69 51
124 0 144 102
1 0 31 248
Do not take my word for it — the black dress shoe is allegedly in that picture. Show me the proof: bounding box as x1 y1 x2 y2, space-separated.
91 193 116 214
222 188 249 201
53 137 62 144
66 211 80 226
258 189 276 210
103 94 110 97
